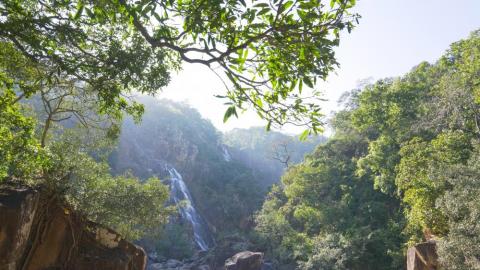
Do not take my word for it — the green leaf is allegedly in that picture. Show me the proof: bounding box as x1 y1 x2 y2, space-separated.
255 98 263 108
303 77 314 88
254 3 269 8
279 1 293 13
74 1 84 20
299 129 309 141
257 8 270 16
299 47 305 60
223 106 238 123
330 0 336 8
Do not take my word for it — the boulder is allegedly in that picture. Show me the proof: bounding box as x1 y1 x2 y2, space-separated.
225 251 263 270
0 187 39 270
0 185 147 270
407 241 438 270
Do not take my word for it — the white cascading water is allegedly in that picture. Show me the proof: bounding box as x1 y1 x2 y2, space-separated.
167 166 212 251
222 145 232 162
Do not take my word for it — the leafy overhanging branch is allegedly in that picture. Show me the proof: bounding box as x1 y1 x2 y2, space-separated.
0 0 358 133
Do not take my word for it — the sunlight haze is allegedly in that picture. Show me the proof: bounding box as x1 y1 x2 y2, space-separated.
160 0 480 133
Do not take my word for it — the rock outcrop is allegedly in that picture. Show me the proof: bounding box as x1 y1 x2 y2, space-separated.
407 241 438 270
224 251 263 270
0 185 146 270
0 187 39 269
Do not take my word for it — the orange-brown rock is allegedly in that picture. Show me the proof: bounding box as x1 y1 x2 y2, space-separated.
0 185 146 270
0 187 39 270
407 241 438 270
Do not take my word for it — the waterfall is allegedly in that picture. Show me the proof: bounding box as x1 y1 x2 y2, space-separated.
167 166 213 251
222 145 232 162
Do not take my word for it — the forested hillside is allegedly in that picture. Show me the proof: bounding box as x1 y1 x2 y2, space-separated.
254 30 480 270
108 97 325 260
110 97 264 256
2 0 480 269
224 128 326 187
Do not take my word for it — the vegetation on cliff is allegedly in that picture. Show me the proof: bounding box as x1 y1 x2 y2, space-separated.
0 0 357 246
254 30 480 269
3 1 480 269
110 98 265 238
109 97 326 259
0 43 173 240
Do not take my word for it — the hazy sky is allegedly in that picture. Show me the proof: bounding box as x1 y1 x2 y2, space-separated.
159 0 480 134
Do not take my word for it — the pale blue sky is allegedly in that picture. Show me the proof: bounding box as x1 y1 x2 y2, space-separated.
160 0 480 133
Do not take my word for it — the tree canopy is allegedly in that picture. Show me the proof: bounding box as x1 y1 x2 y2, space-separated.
1 0 358 133
0 37 173 241
255 30 480 269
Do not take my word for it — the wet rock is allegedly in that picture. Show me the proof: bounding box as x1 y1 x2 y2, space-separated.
146 249 215 270
225 251 263 270
166 259 183 268
261 262 273 270
148 263 164 270
407 241 437 270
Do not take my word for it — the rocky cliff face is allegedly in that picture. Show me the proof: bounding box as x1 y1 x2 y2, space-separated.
109 98 265 250
0 185 146 270
407 241 438 270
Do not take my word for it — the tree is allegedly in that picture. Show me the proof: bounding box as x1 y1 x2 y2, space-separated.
269 139 293 167
0 0 359 133
0 87 47 182
255 132 404 270
437 144 480 270
29 80 120 147
255 29 480 270
0 40 173 240
349 31 480 243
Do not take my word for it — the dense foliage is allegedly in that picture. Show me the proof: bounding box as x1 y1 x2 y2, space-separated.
0 88 47 181
1 0 358 133
436 146 480 270
0 44 173 240
107 97 329 258
45 126 174 240
110 98 265 240
255 30 480 269
1 0 358 246
255 132 404 269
